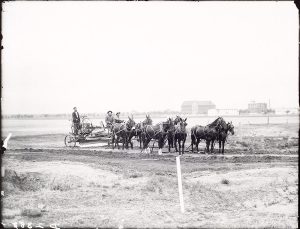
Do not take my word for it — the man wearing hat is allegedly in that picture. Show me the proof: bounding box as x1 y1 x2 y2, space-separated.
72 107 81 135
105 111 115 128
114 112 124 124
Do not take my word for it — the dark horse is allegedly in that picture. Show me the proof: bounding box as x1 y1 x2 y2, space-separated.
216 120 235 154
111 116 136 149
127 122 142 149
127 115 153 149
142 118 174 155
167 116 183 153
191 117 223 153
174 118 187 155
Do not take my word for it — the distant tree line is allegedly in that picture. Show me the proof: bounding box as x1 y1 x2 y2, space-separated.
2 109 181 119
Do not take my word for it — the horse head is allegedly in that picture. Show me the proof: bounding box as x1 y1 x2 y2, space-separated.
213 117 227 132
227 121 234 135
162 117 174 132
174 115 182 125
126 116 136 130
143 115 152 125
178 118 188 132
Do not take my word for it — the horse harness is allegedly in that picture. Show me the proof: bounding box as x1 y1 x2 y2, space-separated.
144 122 168 139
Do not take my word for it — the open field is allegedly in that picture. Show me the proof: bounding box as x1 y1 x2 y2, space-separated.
1 123 298 228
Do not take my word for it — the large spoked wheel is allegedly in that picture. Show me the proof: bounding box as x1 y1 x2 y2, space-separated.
64 134 77 147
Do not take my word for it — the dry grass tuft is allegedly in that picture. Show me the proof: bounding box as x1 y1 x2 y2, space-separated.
3 170 46 192
221 179 230 185
49 175 83 191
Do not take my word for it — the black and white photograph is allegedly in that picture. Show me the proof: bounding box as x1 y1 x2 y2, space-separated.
1 1 298 228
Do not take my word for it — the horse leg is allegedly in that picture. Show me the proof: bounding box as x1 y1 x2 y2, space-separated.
139 133 142 149
143 138 151 153
172 135 175 148
180 139 183 155
122 138 128 150
127 134 133 149
122 136 126 150
141 133 146 149
206 140 210 153
196 138 200 153
168 136 171 153
116 136 120 149
157 138 164 155
178 139 181 155
191 141 194 153
182 135 186 155
113 134 117 149
222 140 225 154
124 135 128 149
174 136 178 152
130 139 133 149
171 135 174 152
119 135 123 149
191 134 195 153
210 140 214 154
219 139 222 154
112 134 115 149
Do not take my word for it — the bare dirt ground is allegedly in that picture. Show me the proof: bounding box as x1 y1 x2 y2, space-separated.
1 123 298 228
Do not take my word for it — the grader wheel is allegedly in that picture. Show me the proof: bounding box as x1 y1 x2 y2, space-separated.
64 135 77 148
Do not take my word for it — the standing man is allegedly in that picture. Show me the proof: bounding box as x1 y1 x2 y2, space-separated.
72 107 81 135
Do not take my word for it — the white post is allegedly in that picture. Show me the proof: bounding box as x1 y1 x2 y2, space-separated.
176 156 185 213
3 133 12 149
2 133 12 178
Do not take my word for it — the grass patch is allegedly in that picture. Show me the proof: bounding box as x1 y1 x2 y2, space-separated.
123 170 143 179
142 176 176 195
236 140 250 148
49 175 83 191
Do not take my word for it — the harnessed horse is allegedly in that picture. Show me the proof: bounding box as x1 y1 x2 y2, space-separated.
111 117 136 150
174 118 187 155
127 122 143 149
167 116 184 153
127 116 153 149
142 118 174 155
216 121 235 154
191 117 223 153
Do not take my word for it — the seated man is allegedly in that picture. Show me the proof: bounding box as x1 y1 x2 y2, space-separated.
72 107 81 135
105 111 115 128
114 112 124 124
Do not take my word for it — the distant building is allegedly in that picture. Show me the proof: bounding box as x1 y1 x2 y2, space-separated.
181 101 216 114
248 102 267 113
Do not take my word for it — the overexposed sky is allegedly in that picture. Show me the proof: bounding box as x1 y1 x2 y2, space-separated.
2 1 298 114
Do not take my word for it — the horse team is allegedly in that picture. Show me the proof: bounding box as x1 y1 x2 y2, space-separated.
110 115 234 155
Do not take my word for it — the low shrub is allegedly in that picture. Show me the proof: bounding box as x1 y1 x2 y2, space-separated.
221 179 230 185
